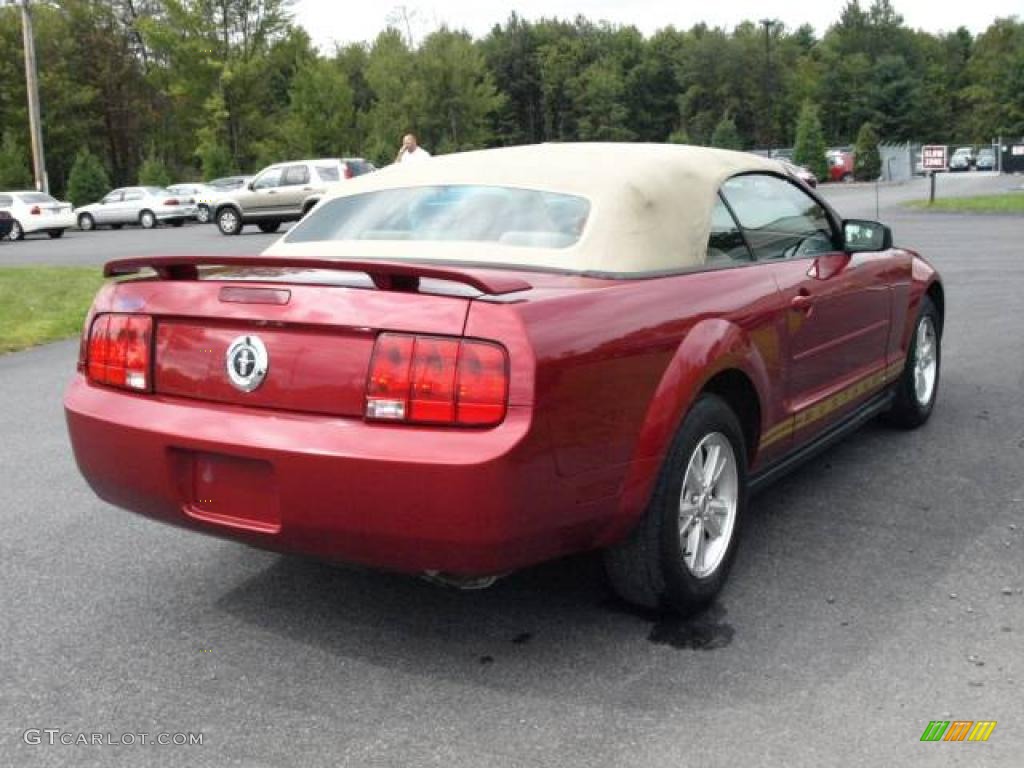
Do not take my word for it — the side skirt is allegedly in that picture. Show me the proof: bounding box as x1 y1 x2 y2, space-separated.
749 389 895 496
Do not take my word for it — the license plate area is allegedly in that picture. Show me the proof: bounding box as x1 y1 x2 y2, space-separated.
174 450 281 533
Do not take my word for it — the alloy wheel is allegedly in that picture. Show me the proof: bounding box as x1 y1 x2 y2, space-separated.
678 432 739 578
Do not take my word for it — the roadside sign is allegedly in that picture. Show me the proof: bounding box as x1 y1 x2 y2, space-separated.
922 145 948 171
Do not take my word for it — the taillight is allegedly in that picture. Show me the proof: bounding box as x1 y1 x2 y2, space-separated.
343 165 353 179
163 198 179 206
86 313 153 391
29 205 41 215
366 333 508 427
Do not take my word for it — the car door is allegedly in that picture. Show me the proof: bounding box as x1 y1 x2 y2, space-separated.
276 164 314 215
95 190 123 224
721 173 892 443
245 167 285 216
120 189 145 224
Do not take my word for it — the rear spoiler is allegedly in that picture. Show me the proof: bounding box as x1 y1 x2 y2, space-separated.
103 256 532 296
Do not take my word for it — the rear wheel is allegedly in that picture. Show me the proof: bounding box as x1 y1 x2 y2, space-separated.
257 221 281 234
885 296 940 429
604 394 747 614
78 213 95 231
47 229 64 239
139 210 156 229
217 207 242 236
196 205 210 224
8 220 23 241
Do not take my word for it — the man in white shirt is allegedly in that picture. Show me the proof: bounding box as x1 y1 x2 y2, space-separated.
395 133 431 164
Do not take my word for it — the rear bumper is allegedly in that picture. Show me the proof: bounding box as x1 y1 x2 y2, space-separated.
22 213 76 233
64 375 601 575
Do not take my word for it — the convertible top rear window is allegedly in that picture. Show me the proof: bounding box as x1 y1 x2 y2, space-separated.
285 185 590 249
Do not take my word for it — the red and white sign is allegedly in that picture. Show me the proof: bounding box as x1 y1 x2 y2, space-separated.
922 145 948 171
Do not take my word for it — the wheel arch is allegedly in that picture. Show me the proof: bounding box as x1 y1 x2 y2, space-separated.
609 317 773 540
214 201 242 220
925 279 944 335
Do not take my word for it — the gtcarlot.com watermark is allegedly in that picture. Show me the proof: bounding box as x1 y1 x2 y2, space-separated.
23 729 203 747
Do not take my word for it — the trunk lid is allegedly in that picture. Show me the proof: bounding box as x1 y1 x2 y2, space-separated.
102 258 513 418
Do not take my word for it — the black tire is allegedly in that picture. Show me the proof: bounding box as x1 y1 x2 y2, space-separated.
885 296 941 429
48 229 64 239
257 221 281 234
139 210 156 229
196 205 210 224
604 394 748 614
8 220 24 241
217 207 242 236
111 224 123 230
78 213 95 231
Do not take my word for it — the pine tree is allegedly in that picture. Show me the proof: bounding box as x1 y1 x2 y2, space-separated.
0 131 33 190
67 150 111 208
710 115 743 150
138 150 172 188
793 102 828 180
854 121 882 180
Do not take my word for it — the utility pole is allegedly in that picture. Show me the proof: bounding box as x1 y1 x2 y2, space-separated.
759 19 778 151
18 0 47 192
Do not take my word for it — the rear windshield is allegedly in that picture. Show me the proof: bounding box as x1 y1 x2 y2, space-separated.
285 185 590 249
18 192 57 204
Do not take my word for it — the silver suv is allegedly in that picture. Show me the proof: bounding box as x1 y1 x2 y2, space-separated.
214 158 372 235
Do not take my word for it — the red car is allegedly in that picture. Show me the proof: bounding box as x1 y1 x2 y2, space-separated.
827 149 855 182
64 144 943 614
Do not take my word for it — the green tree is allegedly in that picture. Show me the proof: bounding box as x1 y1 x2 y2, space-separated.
667 127 691 144
279 57 356 157
138 150 172 187
710 114 743 150
793 101 828 179
854 121 881 180
0 130 32 189
197 140 234 181
66 149 110 207
416 28 504 152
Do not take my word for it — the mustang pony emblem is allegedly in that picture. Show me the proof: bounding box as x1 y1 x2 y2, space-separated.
226 335 269 392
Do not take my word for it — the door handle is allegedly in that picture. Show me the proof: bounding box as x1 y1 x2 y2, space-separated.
791 291 813 314
302 187 313 192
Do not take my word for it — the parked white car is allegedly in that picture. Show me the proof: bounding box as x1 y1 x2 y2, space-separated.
166 183 208 221
0 190 76 240
75 187 191 231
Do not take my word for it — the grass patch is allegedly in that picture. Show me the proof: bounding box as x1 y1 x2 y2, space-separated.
907 192 1024 214
0 266 105 354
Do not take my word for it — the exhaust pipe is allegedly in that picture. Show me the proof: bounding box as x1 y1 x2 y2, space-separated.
421 570 503 590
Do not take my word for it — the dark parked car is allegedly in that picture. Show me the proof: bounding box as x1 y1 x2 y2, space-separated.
0 210 13 240
65 144 943 615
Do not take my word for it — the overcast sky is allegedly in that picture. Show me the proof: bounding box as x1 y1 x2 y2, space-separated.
293 0 1020 49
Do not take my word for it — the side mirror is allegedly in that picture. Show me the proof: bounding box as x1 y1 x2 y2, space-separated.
247 181 256 191
843 219 893 253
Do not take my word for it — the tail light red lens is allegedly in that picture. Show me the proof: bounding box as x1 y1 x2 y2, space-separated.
86 313 153 391
343 165 353 179
29 205 41 215
366 333 508 427
163 198 179 206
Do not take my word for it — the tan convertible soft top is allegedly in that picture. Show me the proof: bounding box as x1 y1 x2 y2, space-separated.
264 143 783 274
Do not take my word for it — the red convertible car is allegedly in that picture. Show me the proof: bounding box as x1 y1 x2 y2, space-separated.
65 144 943 614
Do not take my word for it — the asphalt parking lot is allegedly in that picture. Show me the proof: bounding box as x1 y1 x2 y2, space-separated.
1 175 1023 766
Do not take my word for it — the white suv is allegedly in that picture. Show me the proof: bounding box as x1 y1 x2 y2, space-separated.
214 158 373 236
